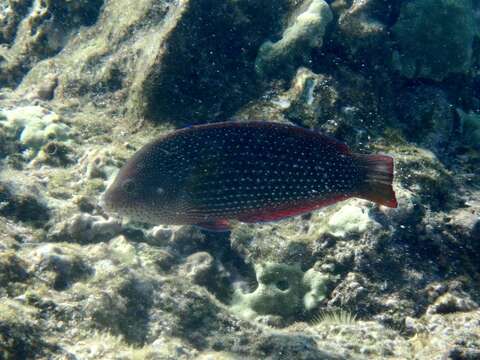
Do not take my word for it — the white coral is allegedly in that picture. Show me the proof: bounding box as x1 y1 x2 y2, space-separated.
255 0 333 77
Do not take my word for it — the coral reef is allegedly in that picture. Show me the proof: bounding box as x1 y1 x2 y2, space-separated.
0 0 479 358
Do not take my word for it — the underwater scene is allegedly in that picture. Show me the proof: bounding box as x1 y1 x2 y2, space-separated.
0 0 479 359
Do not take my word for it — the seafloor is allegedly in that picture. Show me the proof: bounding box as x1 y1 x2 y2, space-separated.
0 0 479 359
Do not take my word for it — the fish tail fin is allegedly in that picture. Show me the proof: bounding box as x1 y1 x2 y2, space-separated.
354 154 398 208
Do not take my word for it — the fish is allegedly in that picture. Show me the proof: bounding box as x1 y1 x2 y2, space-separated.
102 121 397 231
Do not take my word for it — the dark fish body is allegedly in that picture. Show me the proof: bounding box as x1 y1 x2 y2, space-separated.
103 122 397 230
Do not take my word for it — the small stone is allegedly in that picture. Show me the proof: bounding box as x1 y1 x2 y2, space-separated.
149 226 173 244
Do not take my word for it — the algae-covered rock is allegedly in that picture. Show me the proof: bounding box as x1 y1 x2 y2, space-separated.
0 0 31 45
392 0 476 81
397 148 456 209
30 243 93 290
303 268 334 311
133 0 288 124
405 311 480 359
15 0 291 124
0 299 58 359
310 318 411 358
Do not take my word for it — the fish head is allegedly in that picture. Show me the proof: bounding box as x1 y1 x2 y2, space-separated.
102 146 179 224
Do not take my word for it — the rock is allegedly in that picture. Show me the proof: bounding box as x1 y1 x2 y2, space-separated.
255 0 333 79
50 213 122 244
310 319 410 359
457 109 480 149
0 178 50 226
392 0 476 81
303 268 336 311
180 251 215 286
31 141 74 167
231 200 378 266
326 204 376 237
328 272 369 311
0 250 29 297
147 226 174 245
25 74 59 101
170 226 206 255
0 0 31 45
131 0 282 124
394 146 455 210
14 0 292 125
30 243 93 290
78 148 122 180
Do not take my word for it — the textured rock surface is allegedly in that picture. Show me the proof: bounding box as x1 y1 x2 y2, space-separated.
392 0 477 81
1 0 480 359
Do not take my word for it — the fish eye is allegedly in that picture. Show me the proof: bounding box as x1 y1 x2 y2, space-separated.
122 179 136 194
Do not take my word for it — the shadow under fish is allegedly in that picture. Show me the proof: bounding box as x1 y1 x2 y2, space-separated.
102 122 397 231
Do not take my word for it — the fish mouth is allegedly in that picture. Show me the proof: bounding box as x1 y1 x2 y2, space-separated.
100 188 139 221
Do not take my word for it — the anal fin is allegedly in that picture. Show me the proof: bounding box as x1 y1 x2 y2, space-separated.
237 195 351 223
